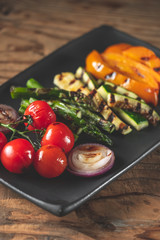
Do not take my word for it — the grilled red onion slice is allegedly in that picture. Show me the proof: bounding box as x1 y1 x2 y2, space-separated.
68 143 115 177
0 104 19 133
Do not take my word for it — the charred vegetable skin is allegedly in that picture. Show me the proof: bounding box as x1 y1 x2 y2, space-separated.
54 72 132 135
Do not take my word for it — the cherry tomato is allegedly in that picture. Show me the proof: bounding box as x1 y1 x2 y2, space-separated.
34 145 67 178
24 100 56 130
0 132 7 154
41 122 74 153
1 138 35 173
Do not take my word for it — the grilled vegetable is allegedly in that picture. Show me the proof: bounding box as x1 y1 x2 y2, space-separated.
54 72 132 135
68 143 115 177
26 78 43 88
0 104 19 133
103 43 131 54
75 66 103 90
101 81 145 102
98 84 149 131
85 50 159 106
102 52 160 89
76 66 143 101
75 67 141 132
106 93 160 125
54 72 90 96
113 108 149 131
122 46 160 75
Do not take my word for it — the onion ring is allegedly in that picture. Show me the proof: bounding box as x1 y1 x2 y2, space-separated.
0 104 19 133
68 143 115 177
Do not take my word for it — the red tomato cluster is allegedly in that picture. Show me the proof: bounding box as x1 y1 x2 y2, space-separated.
0 101 75 178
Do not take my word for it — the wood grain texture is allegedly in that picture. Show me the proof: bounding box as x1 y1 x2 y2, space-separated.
0 0 160 239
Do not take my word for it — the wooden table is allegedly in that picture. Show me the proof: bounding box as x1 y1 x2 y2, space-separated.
0 0 160 239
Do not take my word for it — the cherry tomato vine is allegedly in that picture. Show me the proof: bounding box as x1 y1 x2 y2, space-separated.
0 101 75 178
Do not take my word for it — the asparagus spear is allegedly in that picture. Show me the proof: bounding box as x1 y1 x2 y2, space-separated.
10 86 97 111
26 78 43 88
48 101 113 146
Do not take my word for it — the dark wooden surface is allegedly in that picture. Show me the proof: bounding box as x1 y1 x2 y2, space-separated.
0 0 160 239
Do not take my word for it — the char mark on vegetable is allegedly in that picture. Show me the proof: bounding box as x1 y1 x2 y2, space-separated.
59 73 63 81
108 112 115 123
119 123 129 133
100 103 109 112
124 78 130 83
105 72 116 80
134 67 145 78
0 108 13 121
80 68 85 79
77 88 82 93
154 67 160 72
82 84 88 89
69 79 76 85
135 102 141 112
136 97 142 101
113 85 117 90
110 94 115 104
124 98 129 105
141 57 150 61
96 63 102 70
148 108 153 116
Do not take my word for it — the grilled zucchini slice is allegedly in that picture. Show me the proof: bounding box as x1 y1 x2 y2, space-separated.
102 81 145 102
75 66 103 90
113 108 149 131
106 92 160 125
98 84 149 130
54 72 90 96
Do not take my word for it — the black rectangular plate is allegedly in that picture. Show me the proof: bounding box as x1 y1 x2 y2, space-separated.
0 25 160 217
